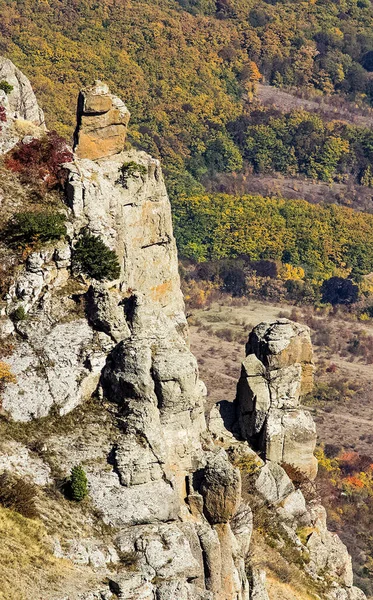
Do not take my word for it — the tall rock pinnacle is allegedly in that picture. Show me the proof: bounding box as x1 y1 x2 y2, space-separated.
73 80 131 160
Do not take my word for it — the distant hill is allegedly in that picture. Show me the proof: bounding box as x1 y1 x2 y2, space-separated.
2 0 373 195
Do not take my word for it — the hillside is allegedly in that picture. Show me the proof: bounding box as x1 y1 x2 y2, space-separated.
2 0 373 199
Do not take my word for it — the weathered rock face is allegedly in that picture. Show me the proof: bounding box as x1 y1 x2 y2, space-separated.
235 319 318 479
74 80 130 160
0 57 45 154
0 57 45 126
200 449 241 524
1 83 185 421
64 148 186 332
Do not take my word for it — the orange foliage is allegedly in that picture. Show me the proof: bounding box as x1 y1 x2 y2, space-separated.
0 361 16 393
343 475 365 489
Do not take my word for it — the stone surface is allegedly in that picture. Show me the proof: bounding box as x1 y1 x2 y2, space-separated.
64 149 186 332
200 448 241 525
0 440 52 485
236 319 318 479
0 57 45 155
255 461 294 504
0 56 45 125
54 537 119 568
250 570 270 600
74 80 130 160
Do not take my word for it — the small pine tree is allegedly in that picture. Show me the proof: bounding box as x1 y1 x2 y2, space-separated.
4 211 66 247
73 232 121 280
69 465 88 502
0 80 14 95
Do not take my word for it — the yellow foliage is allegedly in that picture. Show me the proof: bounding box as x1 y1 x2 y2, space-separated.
182 278 218 309
359 312 370 321
279 263 305 281
315 446 340 475
0 361 16 386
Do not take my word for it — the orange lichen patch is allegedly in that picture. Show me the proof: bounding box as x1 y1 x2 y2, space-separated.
149 280 173 303
0 362 16 386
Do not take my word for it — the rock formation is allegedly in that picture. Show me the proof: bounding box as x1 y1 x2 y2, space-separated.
74 80 130 160
235 319 318 479
0 57 45 153
0 57 45 126
0 62 368 600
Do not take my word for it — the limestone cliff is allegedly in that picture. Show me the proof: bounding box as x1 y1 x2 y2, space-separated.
0 60 368 600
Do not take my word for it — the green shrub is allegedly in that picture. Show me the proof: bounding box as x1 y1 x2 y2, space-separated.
0 81 13 95
321 277 359 305
10 306 26 323
73 232 121 280
69 465 88 502
0 472 38 518
4 211 66 247
118 161 147 186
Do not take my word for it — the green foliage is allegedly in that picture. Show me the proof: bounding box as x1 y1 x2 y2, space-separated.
10 307 26 323
118 161 147 187
73 232 121 281
241 110 353 181
69 465 88 502
321 277 359 305
204 134 243 173
0 81 13 95
173 193 373 284
3 211 66 248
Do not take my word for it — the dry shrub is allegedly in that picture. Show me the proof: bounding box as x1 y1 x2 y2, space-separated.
0 472 38 519
281 463 318 502
182 278 220 309
118 550 139 571
0 361 16 399
5 131 72 190
215 327 235 342
347 333 373 363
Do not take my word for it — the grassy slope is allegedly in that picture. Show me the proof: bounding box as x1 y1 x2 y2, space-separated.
0 506 94 600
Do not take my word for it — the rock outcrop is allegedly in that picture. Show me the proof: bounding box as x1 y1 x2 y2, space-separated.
0 57 45 126
74 80 130 160
0 57 45 153
235 319 318 479
0 69 368 600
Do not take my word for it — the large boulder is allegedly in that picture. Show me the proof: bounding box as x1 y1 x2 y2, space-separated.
0 57 45 125
200 449 241 524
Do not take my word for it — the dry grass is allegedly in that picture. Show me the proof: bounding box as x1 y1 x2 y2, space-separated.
250 532 322 600
0 506 95 600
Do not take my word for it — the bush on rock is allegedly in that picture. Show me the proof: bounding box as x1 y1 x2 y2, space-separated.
73 232 121 281
3 211 66 248
69 465 88 502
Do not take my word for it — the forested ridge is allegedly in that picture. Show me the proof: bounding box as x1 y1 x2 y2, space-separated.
3 0 373 293
2 0 373 193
